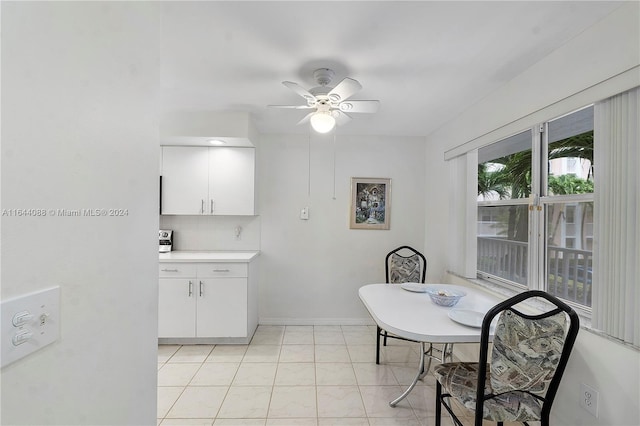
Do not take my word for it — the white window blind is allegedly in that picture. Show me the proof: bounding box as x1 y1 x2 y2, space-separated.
592 87 640 347
447 151 477 278
477 130 532 164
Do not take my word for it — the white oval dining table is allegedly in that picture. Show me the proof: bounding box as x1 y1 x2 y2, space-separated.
358 283 501 406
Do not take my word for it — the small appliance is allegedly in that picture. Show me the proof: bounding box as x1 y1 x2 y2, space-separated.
159 230 173 253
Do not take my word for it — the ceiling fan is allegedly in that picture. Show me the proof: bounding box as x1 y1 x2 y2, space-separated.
268 68 380 133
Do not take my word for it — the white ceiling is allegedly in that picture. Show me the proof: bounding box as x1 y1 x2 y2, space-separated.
159 1 623 138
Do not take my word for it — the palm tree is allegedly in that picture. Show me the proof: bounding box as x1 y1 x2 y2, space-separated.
548 132 594 179
548 174 594 195
479 150 531 241
547 132 594 248
477 163 510 200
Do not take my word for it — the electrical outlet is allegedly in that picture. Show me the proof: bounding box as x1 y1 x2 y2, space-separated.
580 383 599 417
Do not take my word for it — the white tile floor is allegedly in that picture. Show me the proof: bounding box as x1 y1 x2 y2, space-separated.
157 325 524 426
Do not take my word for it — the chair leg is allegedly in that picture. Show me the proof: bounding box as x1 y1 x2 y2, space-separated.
383 330 388 346
376 326 381 365
435 381 442 426
475 409 486 426
437 383 466 426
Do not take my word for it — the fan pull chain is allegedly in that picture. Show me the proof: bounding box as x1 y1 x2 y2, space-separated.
308 127 312 197
332 130 337 200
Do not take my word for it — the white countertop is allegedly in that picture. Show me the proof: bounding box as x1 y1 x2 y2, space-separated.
159 251 259 262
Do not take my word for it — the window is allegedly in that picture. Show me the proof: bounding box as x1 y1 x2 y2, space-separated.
477 106 594 309
543 106 594 308
565 206 576 224
477 129 534 289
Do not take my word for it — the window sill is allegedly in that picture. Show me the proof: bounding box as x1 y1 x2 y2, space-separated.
445 270 594 329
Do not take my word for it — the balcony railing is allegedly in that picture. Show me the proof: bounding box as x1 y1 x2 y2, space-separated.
548 245 592 306
477 237 528 285
477 237 592 306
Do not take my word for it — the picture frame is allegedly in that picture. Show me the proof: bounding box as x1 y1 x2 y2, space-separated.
350 177 391 230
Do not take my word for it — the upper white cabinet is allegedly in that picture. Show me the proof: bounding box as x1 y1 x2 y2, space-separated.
161 147 210 215
208 147 255 216
161 146 255 215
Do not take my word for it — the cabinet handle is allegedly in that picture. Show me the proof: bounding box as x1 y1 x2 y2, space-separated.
188 280 193 297
213 269 230 272
210 199 214 214
161 268 179 272
199 281 204 297
201 199 205 214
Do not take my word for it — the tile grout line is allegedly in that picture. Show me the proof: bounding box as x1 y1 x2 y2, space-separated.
264 337 283 421
313 329 319 423
158 344 189 423
212 343 242 422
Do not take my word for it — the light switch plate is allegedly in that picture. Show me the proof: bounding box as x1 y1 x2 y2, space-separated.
1 286 60 368
300 207 309 220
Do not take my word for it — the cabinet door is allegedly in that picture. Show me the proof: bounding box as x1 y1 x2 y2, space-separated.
161 146 209 215
158 278 196 338
208 148 255 215
196 278 247 337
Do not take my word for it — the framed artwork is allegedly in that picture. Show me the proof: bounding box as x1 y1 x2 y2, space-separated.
350 177 391 230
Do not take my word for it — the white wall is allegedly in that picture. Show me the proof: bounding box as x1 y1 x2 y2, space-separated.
555 331 640 426
426 3 640 426
422 135 450 283
258 133 426 324
1 3 160 425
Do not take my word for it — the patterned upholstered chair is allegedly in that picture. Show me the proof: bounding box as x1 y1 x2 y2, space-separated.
376 246 427 364
433 290 580 426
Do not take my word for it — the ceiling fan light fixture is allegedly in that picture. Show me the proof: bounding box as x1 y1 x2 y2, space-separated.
271 68 379 131
310 111 336 133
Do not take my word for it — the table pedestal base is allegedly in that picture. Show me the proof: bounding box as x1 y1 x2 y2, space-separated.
389 342 453 407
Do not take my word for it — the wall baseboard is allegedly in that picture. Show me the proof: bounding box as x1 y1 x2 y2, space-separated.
259 317 375 326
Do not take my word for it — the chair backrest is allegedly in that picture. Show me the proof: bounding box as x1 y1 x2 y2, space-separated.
477 290 580 422
385 246 426 284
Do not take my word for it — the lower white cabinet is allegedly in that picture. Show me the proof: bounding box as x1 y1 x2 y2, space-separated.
158 260 258 343
158 278 196 337
197 278 246 337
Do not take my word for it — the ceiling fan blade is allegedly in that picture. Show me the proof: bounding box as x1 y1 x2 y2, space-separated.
282 81 316 102
327 77 362 102
338 100 380 113
268 105 314 109
296 112 314 126
332 110 352 126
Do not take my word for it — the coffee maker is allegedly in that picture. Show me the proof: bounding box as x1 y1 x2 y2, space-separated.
159 230 173 252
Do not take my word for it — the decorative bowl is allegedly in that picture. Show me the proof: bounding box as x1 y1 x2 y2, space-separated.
425 288 467 307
